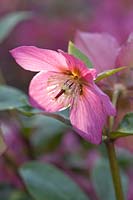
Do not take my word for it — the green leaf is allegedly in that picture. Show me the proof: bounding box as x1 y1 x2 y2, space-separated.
68 41 93 68
110 131 132 139
91 159 128 200
20 162 89 200
18 104 71 127
30 115 68 153
95 66 127 83
110 112 133 139
0 85 28 111
0 184 13 199
10 190 32 200
0 184 32 200
117 112 133 132
0 11 32 43
17 105 41 117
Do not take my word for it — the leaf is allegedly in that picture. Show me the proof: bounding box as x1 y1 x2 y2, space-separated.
18 105 71 125
20 162 89 200
0 184 32 200
0 11 32 43
17 105 41 117
117 112 133 132
0 184 13 199
95 66 127 83
91 159 128 200
0 85 28 111
68 41 93 68
110 112 133 139
110 131 133 140
10 190 32 200
30 115 68 153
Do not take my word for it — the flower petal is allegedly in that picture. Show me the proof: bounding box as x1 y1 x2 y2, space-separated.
91 84 116 116
60 51 97 78
70 84 116 144
75 31 119 73
10 46 68 72
29 71 73 112
116 37 133 68
116 34 133 87
127 32 133 43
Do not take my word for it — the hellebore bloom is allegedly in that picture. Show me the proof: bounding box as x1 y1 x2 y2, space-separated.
75 31 133 81
75 31 120 73
11 46 115 144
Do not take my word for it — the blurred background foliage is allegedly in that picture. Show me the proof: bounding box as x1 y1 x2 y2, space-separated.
0 0 133 200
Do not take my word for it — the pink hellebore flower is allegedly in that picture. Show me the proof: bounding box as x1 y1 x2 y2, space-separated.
75 31 133 84
75 31 120 74
11 46 115 144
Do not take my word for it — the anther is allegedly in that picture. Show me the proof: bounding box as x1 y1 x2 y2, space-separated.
54 79 75 99
55 89 65 99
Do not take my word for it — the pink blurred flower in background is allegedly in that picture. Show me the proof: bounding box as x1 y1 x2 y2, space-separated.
1 121 29 164
11 46 115 144
0 120 29 188
88 0 133 43
75 32 119 82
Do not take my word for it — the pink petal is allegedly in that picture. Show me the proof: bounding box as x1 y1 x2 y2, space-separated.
70 84 116 144
60 51 97 78
10 46 68 72
116 37 133 68
92 84 116 116
116 35 133 87
75 31 119 73
84 73 116 116
29 71 73 112
127 32 133 42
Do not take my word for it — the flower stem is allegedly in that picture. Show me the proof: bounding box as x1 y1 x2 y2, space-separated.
105 141 124 200
105 85 124 200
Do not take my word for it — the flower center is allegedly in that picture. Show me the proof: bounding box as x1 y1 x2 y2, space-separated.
55 76 82 99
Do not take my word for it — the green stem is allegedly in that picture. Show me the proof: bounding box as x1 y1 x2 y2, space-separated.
105 142 124 200
105 85 124 200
